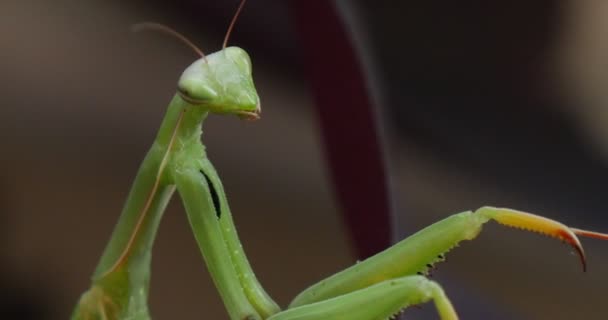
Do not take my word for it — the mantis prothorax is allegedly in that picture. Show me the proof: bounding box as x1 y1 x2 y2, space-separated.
71 1 608 319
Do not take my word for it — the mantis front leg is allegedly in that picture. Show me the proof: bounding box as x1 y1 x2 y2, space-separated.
173 157 279 320
173 166 260 320
264 207 606 320
271 275 457 320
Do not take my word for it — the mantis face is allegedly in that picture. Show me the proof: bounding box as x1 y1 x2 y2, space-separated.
178 46 261 120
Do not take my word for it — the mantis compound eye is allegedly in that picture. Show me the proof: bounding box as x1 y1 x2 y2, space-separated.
177 80 218 105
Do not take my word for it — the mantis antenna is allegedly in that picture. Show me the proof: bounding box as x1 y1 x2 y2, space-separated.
223 0 247 48
131 22 208 63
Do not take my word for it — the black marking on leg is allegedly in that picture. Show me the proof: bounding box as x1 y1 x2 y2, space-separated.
201 170 221 218
389 307 407 320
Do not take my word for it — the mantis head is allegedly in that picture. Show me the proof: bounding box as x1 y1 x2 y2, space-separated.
177 47 261 120
133 1 257 120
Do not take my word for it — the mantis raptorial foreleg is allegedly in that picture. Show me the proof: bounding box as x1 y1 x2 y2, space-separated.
289 207 588 308
276 207 602 319
174 155 279 320
270 275 457 320
71 1 608 319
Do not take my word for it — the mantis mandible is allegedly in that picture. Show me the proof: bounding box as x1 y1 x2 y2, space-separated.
71 1 608 319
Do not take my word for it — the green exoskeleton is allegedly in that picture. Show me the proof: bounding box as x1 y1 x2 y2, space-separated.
71 1 608 319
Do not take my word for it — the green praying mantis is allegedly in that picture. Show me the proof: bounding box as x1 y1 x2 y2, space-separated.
72 1 608 319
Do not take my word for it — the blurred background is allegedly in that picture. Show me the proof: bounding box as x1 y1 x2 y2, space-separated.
1 0 608 319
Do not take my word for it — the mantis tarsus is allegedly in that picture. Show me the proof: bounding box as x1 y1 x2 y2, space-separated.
71 1 608 319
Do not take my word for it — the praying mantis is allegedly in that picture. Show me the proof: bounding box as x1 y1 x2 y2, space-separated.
71 1 608 319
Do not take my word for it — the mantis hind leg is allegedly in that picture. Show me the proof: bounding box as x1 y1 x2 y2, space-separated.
269 275 457 320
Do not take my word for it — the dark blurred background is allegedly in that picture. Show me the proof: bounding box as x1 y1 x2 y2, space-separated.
1 1 608 319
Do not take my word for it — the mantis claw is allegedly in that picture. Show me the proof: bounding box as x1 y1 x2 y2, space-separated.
476 206 608 272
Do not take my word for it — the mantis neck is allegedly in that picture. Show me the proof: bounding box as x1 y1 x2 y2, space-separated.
156 94 209 149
